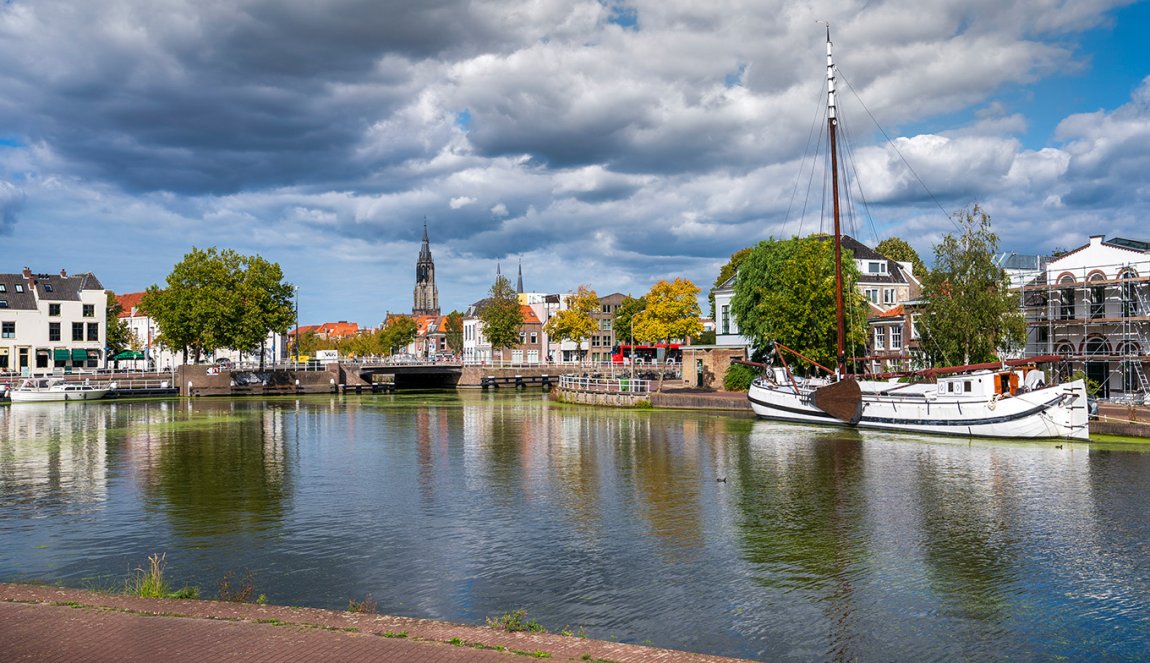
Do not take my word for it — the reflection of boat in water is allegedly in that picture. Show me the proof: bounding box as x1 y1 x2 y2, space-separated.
10 377 110 403
747 30 1088 441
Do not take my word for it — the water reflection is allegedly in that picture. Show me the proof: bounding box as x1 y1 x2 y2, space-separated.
1 395 1149 660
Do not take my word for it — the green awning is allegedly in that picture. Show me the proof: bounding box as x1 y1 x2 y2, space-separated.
113 350 145 360
53 349 70 361
72 348 89 361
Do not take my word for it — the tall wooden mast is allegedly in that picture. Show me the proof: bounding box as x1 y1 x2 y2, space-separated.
825 27 847 377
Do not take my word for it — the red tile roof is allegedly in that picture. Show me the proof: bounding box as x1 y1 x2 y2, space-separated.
520 305 541 325
115 292 147 318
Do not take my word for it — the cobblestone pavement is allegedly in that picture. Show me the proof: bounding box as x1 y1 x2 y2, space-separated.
0 584 754 662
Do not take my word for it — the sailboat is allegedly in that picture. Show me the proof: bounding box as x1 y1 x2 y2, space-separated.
747 30 1089 440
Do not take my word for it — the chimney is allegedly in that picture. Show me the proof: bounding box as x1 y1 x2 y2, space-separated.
22 266 32 280
60 268 68 278
1090 235 1104 247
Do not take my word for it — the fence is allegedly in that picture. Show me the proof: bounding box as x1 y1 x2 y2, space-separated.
558 374 651 395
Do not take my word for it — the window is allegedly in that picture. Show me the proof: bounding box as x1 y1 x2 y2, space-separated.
1121 270 1139 317
0 284 5 292
874 327 885 350
83 304 95 317
721 305 730 335
72 322 84 341
600 319 612 331
1091 284 1106 319
964 381 972 392
910 314 919 339
49 322 61 341
883 288 895 305
1 321 13 338
891 326 902 350
864 288 879 303
867 261 886 274
530 332 537 344
0 299 7 309
49 303 61 316
87 322 99 341
1059 287 1075 320
15 284 23 293
44 283 54 293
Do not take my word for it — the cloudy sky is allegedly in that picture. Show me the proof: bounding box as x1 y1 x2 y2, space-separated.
2 0 1148 324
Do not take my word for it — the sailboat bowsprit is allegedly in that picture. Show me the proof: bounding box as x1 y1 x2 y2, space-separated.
746 30 1089 440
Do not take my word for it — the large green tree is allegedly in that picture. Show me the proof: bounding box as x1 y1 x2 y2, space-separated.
444 310 464 356
379 315 418 355
730 235 868 369
479 275 524 352
545 285 598 363
875 237 926 278
104 291 133 357
632 278 703 345
612 295 646 343
917 205 1025 366
140 247 294 364
709 247 752 318
233 256 295 369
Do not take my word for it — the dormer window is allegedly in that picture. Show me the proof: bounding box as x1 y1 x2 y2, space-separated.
867 261 887 274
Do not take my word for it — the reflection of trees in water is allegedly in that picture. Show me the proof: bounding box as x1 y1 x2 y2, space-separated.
735 432 866 661
913 450 1018 625
628 415 705 557
143 402 291 537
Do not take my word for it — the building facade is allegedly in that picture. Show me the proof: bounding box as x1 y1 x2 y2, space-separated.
1 268 107 375
1019 235 1150 401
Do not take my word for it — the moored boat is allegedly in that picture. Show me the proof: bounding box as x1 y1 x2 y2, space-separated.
9 377 110 403
747 30 1089 440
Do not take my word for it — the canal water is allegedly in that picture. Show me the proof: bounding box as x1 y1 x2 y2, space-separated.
1 392 1147 660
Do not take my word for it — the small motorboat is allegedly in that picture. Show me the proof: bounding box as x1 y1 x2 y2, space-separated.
9 377 110 403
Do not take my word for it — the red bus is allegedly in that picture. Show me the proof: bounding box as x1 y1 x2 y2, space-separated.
610 343 682 364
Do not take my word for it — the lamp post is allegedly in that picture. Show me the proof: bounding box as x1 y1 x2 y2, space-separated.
293 286 300 364
630 317 635 383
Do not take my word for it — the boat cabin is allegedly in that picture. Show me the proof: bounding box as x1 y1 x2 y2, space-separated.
937 367 1045 399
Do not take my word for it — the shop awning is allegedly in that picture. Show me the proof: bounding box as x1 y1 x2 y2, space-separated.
72 349 89 361
53 349 70 361
112 350 145 360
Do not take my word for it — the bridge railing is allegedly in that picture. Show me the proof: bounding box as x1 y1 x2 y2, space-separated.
558 374 651 395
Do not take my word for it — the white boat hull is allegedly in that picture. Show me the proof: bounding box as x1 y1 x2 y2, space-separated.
10 383 110 403
748 378 1089 440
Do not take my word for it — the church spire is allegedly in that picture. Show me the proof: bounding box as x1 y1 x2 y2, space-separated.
412 220 439 316
516 260 524 294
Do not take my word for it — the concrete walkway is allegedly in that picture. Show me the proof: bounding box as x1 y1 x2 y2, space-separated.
0 584 752 663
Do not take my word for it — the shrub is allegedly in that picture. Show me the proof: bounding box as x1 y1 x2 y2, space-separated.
723 362 759 391
486 608 547 633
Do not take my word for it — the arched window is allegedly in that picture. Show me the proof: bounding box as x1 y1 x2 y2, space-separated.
1085 337 1109 357
1059 274 1076 320
1056 341 1075 382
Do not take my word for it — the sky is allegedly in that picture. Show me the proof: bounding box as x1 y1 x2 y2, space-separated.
2 0 1149 325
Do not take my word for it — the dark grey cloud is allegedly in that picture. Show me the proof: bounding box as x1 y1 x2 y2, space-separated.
0 182 23 235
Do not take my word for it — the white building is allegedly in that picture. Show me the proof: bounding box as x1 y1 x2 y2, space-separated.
1020 235 1150 401
0 268 107 376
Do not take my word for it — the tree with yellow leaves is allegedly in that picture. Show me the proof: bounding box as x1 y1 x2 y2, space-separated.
544 285 599 364
633 278 703 348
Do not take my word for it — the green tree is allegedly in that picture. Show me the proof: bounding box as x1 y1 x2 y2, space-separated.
444 311 464 356
479 275 523 352
632 278 703 345
730 235 868 369
140 247 239 363
918 205 1026 366
612 295 646 343
709 247 752 318
104 291 133 357
875 237 926 279
233 255 295 369
379 315 418 355
140 247 294 365
545 285 599 364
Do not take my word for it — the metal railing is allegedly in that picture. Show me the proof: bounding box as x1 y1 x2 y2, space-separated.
558 374 651 395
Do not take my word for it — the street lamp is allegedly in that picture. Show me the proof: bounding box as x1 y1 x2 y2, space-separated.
293 286 300 364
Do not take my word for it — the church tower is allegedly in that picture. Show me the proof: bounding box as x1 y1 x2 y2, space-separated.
412 222 440 316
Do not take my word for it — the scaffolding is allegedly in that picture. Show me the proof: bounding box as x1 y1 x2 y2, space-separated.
1019 261 1150 403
